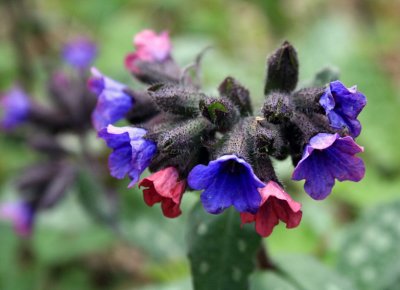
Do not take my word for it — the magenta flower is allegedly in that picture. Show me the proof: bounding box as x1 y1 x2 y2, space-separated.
292 133 365 200
188 155 264 214
0 201 34 237
139 167 186 218
125 29 172 73
88 68 134 130
319 81 367 137
62 37 97 69
241 181 302 237
0 86 30 131
98 125 157 187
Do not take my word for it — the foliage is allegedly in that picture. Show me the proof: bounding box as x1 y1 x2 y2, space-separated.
1 0 400 289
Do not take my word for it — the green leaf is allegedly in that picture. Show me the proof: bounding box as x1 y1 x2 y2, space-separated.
34 226 114 265
312 67 340 87
0 225 45 290
250 271 299 290
186 202 261 290
275 254 358 290
337 200 400 290
138 279 192 290
207 101 228 122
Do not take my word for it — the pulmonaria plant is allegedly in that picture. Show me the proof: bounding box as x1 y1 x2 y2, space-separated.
0 37 111 237
93 30 366 238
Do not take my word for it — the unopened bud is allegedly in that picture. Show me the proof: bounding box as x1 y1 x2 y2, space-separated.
252 154 279 184
214 120 252 160
157 118 213 157
134 60 181 85
254 120 289 160
264 41 299 95
199 97 240 131
125 90 160 123
291 87 325 115
218 77 253 116
148 83 205 117
262 92 293 124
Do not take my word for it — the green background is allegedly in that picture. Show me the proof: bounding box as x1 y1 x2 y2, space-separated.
1 0 400 289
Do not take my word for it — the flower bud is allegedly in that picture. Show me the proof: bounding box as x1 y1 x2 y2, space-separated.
125 90 159 124
253 119 289 160
48 72 95 128
28 103 72 133
262 92 293 124
16 161 76 209
282 112 334 165
156 118 213 157
264 41 298 95
148 117 213 178
199 97 240 131
291 87 325 115
214 119 252 160
28 134 67 156
218 77 253 116
133 60 181 85
252 153 279 184
148 83 205 117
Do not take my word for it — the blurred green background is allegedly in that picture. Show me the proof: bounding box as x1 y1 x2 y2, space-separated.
1 0 400 289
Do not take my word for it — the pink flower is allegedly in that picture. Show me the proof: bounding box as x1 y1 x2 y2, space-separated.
138 167 185 218
241 181 302 237
125 30 172 73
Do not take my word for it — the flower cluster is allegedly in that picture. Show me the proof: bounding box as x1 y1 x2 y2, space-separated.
0 38 98 236
92 30 366 238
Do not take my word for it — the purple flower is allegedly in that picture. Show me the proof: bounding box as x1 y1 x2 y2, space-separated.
62 37 97 69
188 155 264 214
88 68 134 131
98 124 157 187
0 86 30 131
0 201 34 237
319 81 367 137
292 133 365 200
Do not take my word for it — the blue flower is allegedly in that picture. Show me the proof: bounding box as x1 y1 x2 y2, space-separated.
292 133 365 200
0 201 35 237
319 80 367 137
0 86 30 131
98 124 157 187
188 154 264 214
88 68 134 131
62 37 97 69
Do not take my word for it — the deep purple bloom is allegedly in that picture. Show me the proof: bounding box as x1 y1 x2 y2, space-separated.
62 37 97 69
292 133 365 200
188 154 264 214
319 81 367 137
98 124 157 187
88 68 134 131
0 86 30 131
0 201 34 237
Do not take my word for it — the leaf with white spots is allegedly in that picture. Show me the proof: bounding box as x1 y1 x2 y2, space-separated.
187 202 261 290
250 271 299 290
337 200 400 290
137 279 192 290
273 255 358 290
